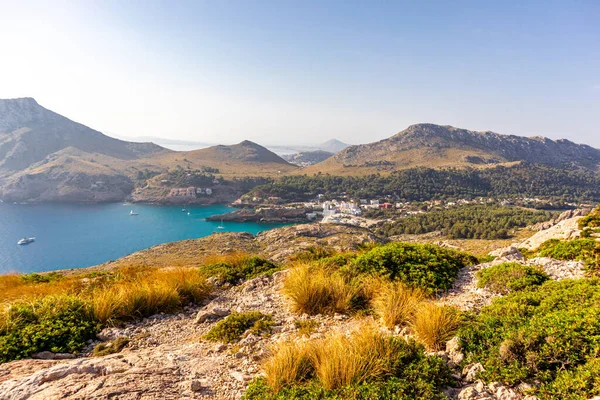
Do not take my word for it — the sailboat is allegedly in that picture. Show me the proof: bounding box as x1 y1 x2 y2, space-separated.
217 219 225 229
130 210 139 216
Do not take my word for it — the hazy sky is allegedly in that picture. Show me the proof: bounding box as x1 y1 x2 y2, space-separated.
0 0 599 146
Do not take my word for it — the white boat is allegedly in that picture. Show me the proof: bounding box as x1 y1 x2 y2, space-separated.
217 219 225 229
130 210 139 216
182 208 187 213
18 237 35 245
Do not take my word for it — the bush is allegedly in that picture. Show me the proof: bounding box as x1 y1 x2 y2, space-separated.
20 272 63 284
538 357 600 400
205 311 274 343
411 303 462 351
477 262 549 294
372 281 425 328
0 296 99 363
353 243 477 294
536 238 596 261
459 279 600 391
294 319 320 337
282 264 358 315
201 256 279 284
93 336 130 356
245 323 453 400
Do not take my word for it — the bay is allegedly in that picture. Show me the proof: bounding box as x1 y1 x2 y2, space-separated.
0 203 287 274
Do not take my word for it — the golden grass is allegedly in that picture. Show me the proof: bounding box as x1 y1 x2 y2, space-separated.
0 265 213 326
263 322 402 392
311 325 396 390
263 341 313 392
372 280 426 329
282 263 357 315
411 302 462 351
89 267 212 324
0 274 84 304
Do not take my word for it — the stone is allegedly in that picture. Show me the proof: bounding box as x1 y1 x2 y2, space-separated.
463 363 485 383
194 306 230 324
190 380 204 392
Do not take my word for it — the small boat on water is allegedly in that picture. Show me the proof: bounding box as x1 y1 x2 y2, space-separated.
217 219 225 230
17 237 35 245
130 210 139 216
182 208 187 213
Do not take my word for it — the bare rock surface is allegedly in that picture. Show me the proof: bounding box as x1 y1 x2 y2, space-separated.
519 214 583 250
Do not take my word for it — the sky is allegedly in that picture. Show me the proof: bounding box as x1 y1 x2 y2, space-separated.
0 0 599 147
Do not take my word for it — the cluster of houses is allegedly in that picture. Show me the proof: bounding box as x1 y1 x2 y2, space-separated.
168 187 213 198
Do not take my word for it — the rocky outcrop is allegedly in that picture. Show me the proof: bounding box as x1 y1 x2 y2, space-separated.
520 213 584 250
206 207 312 223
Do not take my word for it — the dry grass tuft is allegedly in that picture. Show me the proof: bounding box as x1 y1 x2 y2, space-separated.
411 302 462 351
262 322 403 392
282 263 357 315
372 281 426 328
263 341 313 392
150 268 213 303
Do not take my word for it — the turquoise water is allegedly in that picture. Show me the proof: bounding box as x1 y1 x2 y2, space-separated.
0 203 287 274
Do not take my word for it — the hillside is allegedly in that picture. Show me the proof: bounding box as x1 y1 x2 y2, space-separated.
303 123 600 175
0 99 297 202
147 140 298 176
0 98 166 172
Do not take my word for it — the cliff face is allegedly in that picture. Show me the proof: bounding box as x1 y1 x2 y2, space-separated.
305 124 600 175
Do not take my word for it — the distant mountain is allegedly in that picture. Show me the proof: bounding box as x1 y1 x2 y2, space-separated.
152 140 297 173
317 139 349 153
304 124 600 175
0 98 166 172
282 150 334 166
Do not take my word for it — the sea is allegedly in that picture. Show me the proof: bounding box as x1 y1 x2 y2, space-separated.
0 202 288 274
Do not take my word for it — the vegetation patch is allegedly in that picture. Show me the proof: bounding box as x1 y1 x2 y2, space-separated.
294 319 320 337
377 205 555 239
353 242 477 294
535 238 600 275
0 295 99 363
92 336 130 357
205 311 274 343
0 266 213 364
200 254 279 284
476 262 549 294
459 278 600 398
282 264 358 315
244 324 453 400
371 281 424 329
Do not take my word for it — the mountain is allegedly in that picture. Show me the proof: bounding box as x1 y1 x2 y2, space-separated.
282 150 334 166
304 123 600 175
0 98 166 172
150 140 297 175
317 139 349 153
0 99 296 202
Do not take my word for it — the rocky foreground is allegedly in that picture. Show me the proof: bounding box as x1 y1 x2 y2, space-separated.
0 216 595 400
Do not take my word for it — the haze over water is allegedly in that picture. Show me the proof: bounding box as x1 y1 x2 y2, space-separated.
0 203 287 274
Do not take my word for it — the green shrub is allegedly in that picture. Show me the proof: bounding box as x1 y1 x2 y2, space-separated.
538 357 600 400
0 295 99 363
477 263 549 294
205 311 274 343
459 279 600 391
294 319 320 337
353 243 477 294
578 205 600 229
536 238 596 261
201 257 279 284
20 272 63 284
